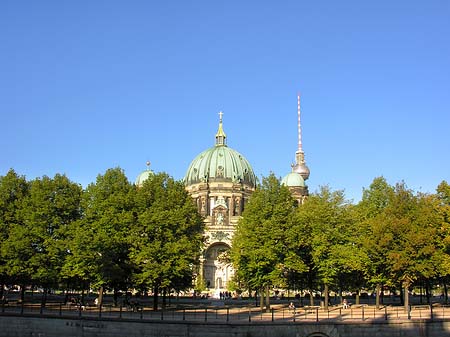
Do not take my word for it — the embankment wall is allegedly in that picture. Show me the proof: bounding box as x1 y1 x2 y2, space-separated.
2 316 450 337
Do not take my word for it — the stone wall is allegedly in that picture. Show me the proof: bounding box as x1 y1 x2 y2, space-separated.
2 316 450 337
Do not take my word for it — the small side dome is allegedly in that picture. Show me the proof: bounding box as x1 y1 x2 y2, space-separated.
281 172 305 187
135 161 154 187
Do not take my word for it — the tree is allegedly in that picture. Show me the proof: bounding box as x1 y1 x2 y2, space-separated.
2 173 81 304
410 192 450 303
382 183 437 309
0 170 28 300
357 176 395 308
437 181 450 205
436 181 450 302
293 186 358 309
231 174 296 311
63 168 134 306
361 180 448 310
129 173 204 310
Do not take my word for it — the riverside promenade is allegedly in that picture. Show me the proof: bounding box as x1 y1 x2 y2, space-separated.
2 298 450 337
1 297 449 322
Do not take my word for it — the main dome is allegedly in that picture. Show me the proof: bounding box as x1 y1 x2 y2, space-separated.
185 146 256 187
184 113 256 188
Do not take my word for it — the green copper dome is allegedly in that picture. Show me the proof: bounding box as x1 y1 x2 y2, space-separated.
135 161 154 187
281 172 305 187
184 113 256 188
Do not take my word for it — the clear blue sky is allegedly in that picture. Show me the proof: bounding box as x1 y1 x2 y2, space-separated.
1 1 449 202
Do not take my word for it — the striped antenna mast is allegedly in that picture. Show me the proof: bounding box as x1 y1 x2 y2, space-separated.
297 92 303 154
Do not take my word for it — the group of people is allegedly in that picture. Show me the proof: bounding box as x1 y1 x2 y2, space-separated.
219 291 233 300
287 299 350 312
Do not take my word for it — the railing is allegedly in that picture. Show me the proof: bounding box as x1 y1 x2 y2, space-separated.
1 301 448 323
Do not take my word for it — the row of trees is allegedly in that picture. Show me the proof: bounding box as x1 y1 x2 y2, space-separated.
0 168 204 309
230 175 450 311
2 167 449 311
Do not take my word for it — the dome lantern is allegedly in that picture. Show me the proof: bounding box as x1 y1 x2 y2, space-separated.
215 111 227 146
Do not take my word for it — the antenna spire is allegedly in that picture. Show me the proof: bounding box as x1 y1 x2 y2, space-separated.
297 93 303 153
293 92 310 180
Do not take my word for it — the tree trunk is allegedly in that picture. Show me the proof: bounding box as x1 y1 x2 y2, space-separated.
153 285 159 311
162 289 167 309
399 283 404 305
323 284 329 310
259 288 264 310
425 279 431 304
419 280 423 304
309 289 314 306
20 285 25 303
98 287 104 307
64 290 69 305
113 287 119 307
41 288 47 308
265 285 270 312
404 283 410 312
375 284 381 309
355 289 360 305
299 287 304 306
444 280 448 304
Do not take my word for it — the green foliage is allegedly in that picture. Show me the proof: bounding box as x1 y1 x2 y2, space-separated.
437 181 450 205
1 172 81 290
194 275 207 293
358 178 450 295
129 173 204 294
62 168 134 292
358 177 395 286
2 167 450 304
293 186 362 291
383 185 448 287
231 174 296 290
0 170 29 285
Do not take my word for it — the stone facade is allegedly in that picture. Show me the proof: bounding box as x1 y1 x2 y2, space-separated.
184 114 256 293
185 178 254 292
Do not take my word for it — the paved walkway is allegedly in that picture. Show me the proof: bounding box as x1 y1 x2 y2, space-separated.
1 302 447 323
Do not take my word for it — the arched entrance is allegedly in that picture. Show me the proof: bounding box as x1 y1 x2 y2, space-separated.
203 243 232 291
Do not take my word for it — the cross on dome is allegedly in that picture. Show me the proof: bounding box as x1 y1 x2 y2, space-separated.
215 111 227 146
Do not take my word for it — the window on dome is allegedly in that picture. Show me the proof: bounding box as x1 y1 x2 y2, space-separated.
216 166 224 178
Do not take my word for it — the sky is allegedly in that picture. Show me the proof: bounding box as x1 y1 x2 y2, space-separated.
1 1 449 203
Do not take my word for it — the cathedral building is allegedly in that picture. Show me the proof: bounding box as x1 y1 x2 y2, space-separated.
135 96 309 293
184 112 256 291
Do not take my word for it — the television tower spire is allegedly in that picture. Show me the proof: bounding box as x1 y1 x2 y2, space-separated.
293 93 310 180
297 93 303 153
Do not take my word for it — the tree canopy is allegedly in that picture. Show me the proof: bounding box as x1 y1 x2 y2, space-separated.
1 166 450 309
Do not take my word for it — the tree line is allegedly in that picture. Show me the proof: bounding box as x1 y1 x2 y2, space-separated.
230 174 450 311
0 168 204 309
1 167 449 312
